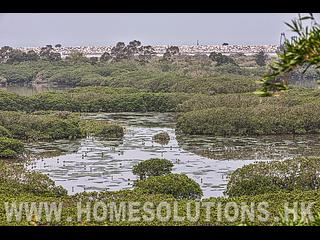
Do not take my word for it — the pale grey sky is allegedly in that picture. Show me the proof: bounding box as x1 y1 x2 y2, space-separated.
0 13 303 47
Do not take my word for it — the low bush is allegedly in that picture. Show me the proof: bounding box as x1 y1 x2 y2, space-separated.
152 132 170 145
0 161 67 196
81 119 124 139
135 173 203 200
226 157 320 197
0 137 24 158
0 126 11 138
0 89 30 111
132 158 173 180
0 111 82 141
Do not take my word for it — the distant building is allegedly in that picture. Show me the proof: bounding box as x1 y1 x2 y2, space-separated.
15 44 279 58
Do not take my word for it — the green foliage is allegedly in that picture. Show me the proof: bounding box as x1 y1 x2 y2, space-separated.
177 93 269 112
177 102 320 136
29 88 189 112
66 51 89 64
0 57 260 94
0 89 32 111
0 47 39 64
0 111 82 141
135 173 203 200
209 52 238 66
132 158 173 180
0 137 24 158
255 51 267 67
177 87 320 112
81 119 124 139
0 126 11 138
1 158 320 226
226 157 320 197
0 162 67 197
262 14 320 93
2 186 320 226
153 132 170 145
39 45 61 61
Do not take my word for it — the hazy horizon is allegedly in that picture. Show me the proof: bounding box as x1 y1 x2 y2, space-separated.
0 13 301 47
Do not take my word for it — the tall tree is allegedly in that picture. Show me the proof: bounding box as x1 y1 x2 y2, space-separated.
209 52 237 66
110 42 127 61
137 45 156 62
255 51 267 67
163 46 180 61
0 46 13 63
67 50 88 63
40 45 61 61
100 52 112 62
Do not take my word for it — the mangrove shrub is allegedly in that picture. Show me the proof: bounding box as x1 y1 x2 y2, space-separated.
0 137 24 158
132 158 173 180
135 173 203 200
226 157 320 197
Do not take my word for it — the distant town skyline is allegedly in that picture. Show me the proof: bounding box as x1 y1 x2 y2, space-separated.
0 13 301 47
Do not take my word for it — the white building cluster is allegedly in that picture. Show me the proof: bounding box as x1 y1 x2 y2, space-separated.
16 44 278 59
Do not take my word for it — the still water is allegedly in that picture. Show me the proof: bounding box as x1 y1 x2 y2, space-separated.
26 112 320 198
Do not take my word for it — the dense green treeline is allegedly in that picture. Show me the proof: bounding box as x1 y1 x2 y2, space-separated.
177 88 320 136
4 86 320 137
0 111 124 141
0 59 260 94
30 90 189 112
0 111 82 141
177 103 320 136
0 88 189 112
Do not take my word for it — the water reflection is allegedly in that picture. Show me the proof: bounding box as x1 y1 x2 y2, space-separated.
177 134 320 161
26 112 320 198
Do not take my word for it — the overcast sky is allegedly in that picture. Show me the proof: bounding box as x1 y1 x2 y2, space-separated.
0 13 303 47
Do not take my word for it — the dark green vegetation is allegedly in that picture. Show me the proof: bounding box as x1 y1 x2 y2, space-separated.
30 88 189 112
153 132 170 145
0 111 82 141
0 161 66 197
135 173 203 200
133 158 174 180
2 183 320 225
0 88 189 113
80 119 124 139
176 88 320 136
226 157 320 197
209 52 238 66
0 126 11 138
132 159 202 200
0 57 260 93
0 156 320 226
0 111 123 142
0 137 24 158
177 103 320 136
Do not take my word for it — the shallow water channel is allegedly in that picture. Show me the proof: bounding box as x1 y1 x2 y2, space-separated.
26 112 320 198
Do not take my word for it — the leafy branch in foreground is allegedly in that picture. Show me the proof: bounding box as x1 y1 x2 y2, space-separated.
261 13 320 94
